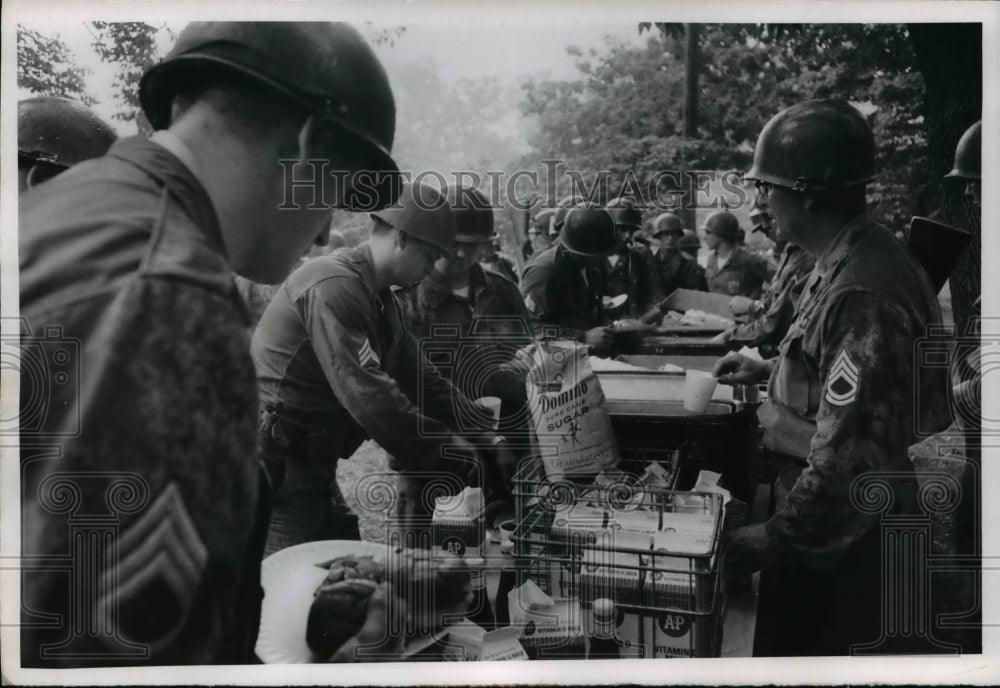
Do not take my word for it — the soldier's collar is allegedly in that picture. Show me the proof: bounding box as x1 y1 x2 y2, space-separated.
421 263 487 308
150 130 206 189
815 214 867 278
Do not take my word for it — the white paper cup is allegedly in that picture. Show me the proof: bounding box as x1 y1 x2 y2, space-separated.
476 396 503 430
684 370 718 414
498 519 515 545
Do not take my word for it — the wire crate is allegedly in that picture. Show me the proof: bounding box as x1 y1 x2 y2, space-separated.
510 459 726 658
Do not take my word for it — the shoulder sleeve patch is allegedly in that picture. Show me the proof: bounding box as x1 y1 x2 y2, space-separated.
825 347 859 407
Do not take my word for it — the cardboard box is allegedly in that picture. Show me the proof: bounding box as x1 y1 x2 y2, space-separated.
662 288 737 320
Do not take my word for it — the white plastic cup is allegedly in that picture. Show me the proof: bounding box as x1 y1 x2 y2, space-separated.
684 370 718 414
476 396 503 430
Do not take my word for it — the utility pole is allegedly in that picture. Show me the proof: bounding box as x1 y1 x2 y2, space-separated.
680 23 701 234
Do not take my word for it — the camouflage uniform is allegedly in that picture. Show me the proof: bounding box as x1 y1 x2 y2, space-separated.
654 247 709 294
520 244 606 340
252 245 493 552
705 245 772 298
604 245 664 317
720 244 815 356
19 135 263 666
751 216 952 656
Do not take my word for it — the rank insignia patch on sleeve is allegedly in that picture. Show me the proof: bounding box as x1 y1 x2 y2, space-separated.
826 348 859 407
358 337 381 368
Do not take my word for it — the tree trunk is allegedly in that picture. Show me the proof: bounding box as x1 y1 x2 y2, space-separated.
908 23 982 336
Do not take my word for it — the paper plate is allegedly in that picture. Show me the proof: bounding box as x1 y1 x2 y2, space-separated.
255 540 390 663
254 540 451 663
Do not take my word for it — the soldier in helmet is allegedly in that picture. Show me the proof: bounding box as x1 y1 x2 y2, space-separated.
712 199 815 357
650 212 709 294
676 229 703 263
395 185 531 515
944 119 982 590
703 210 773 298
520 207 617 354
253 182 513 549
19 22 401 666
603 199 664 319
523 207 554 262
714 99 952 656
18 96 118 192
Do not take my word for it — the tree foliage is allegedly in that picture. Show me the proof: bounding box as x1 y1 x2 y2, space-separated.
521 24 930 230
90 21 171 135
17 26 94 104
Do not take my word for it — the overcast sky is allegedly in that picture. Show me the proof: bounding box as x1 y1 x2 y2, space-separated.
19 20 649 137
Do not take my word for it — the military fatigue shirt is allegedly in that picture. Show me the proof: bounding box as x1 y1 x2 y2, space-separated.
705 246 772 298
395 263 532 437
252 245 493 470
520 244 606 340
604 245 664 317
655 247 709 294
758 215 952 563
722 244 815 352
19 136 260 666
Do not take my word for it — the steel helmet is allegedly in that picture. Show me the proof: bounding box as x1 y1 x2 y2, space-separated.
605 197 643 230
551 193 588 234
652 212 685 237
560 208 617 257
703 210 740 243
140 22 397 185
745 99 876 191
677 230 702 252
18 96 117 168
945 120 981 180
371 182 455 253
447 186 495 243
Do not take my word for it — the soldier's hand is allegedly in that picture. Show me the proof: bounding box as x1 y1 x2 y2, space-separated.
328 581 406 662
713 352 770 386
585 326 614 354
447 434 489 485
709 330 730 345
729 295 755 317
724 523 772 581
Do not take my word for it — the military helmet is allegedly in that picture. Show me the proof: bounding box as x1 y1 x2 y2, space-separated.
652 212 685 237
677 230 702 252
945 120 981 180
703 210 740 243
551 193 588 233
447 186 495 243
18 96 117 168
560 208 617 258
371 182 455 253
745 99 876 191
605 198 643 230
139 22 397 180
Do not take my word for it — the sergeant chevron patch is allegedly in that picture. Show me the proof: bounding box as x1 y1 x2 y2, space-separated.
825 348 859 407
358 337 381 368
97 483 207 652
